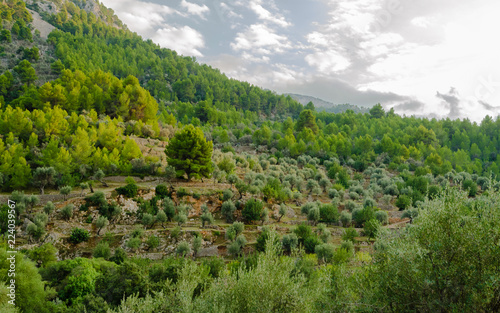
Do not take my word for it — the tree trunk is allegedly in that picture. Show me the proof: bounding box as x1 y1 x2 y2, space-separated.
40 186 45 195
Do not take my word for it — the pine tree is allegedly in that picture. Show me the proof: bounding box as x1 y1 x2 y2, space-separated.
165 125 213 181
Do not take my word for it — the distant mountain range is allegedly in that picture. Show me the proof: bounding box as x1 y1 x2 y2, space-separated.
286 93 370 114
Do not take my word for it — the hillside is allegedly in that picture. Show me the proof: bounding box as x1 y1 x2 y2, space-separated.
1 1 500 312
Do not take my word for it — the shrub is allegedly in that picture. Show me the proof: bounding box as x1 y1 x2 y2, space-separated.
146 235 160 250
221 200 236 223
294 223 313 244
162 198 176 221
126 237 142 251
342 227 359 243
116 183 138 198
26 243 57 266
93 241 111 259
304 235 322 254
141 213 155 229
110 248 127 265
319 204 340 224
228 235 247 257
192 236 202 256
463 179 478 197
363 197 377 208
176 241 191 256
231 221 245 235
201 211 215 227
327 188 339 199
202 257 226 278
222 189 234 201
61 204 74 220
352 206 375 227
69 228 90 244
375 210 389 225
174 212 187 227
332 247 352 264
344 200 358 212
155 184 169 198
340 211 352 227
315 243 335 263
43 201 55 215
282 233 298 253
402 208 419 220
384 184 400 196
301 202 317 215
60 185 72 200
364 219 381 240
130 226 144 238
85 191 107 207
395 195 412 210
340 240 354 255
242 198 264 223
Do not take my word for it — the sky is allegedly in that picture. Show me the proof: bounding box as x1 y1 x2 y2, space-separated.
100 0 500 122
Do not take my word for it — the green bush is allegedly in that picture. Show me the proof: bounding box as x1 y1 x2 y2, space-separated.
222 189 233 201
242 198 264 223
61 204 74 220
319 204 340 224
146 235 160 250
395 195 412 210
342 227 359 243
116 183 138 198
69 228 90 244
93 241 111 259
375 210 389 225
304 235 322 254
126 237 142 251
155 184 169 198
315 243 335 263
282 233 298 253
176 241 191 256
340 210 352 227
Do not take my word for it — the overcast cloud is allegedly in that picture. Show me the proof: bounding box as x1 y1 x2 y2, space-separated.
101 0 500 121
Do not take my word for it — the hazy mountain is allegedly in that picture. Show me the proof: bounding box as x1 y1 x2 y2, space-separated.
286 93 370 114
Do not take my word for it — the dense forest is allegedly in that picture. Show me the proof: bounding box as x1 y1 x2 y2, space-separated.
1 0 499 312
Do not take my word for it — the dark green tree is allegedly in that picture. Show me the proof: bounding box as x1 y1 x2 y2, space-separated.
295 109 319 134
13 60 37 86
165 125 214 181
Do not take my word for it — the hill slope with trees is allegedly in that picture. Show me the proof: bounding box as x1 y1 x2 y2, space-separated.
1 0 500 312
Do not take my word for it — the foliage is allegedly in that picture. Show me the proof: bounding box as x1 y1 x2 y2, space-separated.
319 204 340 224
315 243 336 263
69 227 90 244
177 241 191 257
242 198 264 223
93 241 111 259
116 182 138 198
165 125 214 181
370 189 500 311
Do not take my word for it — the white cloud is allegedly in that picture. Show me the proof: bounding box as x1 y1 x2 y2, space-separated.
249 0 291 28
180 0 210 19
152 26 205 56
100 0 177 33
305 50 351 74
231 24 291 54
220 3 243 19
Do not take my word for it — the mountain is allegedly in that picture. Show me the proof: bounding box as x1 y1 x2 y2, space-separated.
286 93 370 114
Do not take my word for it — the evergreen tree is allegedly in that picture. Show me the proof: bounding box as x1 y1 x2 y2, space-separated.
165 125 214 181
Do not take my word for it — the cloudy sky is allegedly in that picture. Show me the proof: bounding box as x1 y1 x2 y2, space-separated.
100 0 500 121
